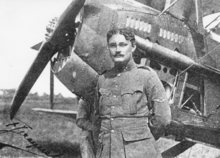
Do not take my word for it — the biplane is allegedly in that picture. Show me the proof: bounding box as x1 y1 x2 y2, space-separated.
9 0 220 157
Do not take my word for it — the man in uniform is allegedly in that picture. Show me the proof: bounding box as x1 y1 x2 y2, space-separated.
76 99 97 158
95 28 171 158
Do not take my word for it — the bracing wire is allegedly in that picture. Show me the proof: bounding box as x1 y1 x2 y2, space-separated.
187 146 193 158
158 0 180 16
204 14 220 29
160 39 220 116
175 43 220 79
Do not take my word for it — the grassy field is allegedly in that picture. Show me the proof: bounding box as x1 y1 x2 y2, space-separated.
0 95 81 158
1 94 220 158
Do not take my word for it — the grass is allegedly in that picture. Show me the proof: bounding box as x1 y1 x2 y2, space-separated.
1 94 220 158
0 95 81 158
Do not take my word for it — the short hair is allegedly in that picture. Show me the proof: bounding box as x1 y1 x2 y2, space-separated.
107 28 136 46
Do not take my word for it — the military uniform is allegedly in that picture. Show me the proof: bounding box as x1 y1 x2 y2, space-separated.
95 60 171 158
76 99 97 158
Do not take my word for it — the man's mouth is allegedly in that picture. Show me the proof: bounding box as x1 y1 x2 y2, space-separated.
114 54 124 58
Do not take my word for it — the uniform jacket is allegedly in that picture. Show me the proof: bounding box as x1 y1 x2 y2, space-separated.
76 99 96 158
95 60 171 158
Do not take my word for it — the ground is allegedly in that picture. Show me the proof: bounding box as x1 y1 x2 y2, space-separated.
0 94 220 158
0 95 81 157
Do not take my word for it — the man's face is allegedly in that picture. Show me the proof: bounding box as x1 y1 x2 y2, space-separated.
108 33 136 65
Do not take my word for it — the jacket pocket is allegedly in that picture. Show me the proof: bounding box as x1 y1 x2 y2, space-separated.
121 85 143 114
121 126 152 142
120 83 143 95
122 126 158 158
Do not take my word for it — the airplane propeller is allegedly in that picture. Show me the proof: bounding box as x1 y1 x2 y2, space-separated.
10 0 85 120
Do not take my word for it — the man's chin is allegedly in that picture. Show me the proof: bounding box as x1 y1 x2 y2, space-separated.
113 59 124 63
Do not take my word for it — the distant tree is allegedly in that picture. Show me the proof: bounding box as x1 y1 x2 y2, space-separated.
43 93 49 97
28 92 39 100
0 90 4 96
5 89 16 96
56 93 63 99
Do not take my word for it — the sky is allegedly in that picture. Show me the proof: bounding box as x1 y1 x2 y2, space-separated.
0 0 76 97
0 0 220 98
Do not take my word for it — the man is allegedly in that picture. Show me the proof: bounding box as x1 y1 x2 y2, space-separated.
95 28 171 158
76 99 97 158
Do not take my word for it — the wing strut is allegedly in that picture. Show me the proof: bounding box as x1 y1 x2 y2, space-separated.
161 140 195 158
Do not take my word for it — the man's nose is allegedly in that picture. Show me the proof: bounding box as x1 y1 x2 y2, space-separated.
116 45 121 52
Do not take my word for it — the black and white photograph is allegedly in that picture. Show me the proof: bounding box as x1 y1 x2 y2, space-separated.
1 0 220 157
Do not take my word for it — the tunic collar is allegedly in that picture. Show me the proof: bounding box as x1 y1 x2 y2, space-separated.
112 59 137 73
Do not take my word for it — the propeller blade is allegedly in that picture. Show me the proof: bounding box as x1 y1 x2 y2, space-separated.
10 0 85 120
10 42 55 119
46 0 85 47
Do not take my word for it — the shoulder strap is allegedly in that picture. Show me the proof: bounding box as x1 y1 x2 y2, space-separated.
137 65 155 73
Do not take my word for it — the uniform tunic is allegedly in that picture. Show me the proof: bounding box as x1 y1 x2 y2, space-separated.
95 60 171 158
76 99 96 158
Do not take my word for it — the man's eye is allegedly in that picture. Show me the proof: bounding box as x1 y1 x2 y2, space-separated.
109 44 116 48
119 43 127 47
